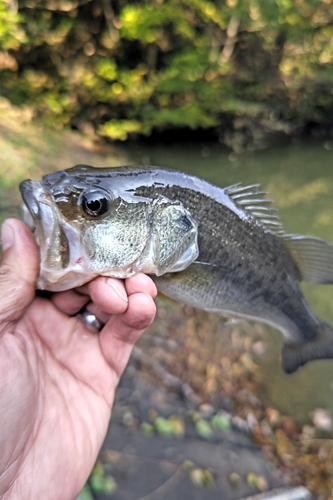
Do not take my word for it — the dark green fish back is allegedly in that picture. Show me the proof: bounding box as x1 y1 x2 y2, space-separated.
136 183 300 290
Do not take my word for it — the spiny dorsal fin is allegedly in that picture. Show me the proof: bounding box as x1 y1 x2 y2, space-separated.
283 234 333 285
225 183 284 235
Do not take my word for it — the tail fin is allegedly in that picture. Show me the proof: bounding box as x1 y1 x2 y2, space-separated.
282 321 333 374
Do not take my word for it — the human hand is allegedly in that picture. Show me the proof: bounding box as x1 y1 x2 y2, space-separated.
0 219 157 500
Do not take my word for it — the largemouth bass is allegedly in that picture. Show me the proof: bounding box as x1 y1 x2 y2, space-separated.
20 165 333 374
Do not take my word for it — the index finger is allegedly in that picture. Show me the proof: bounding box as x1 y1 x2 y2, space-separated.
51 277 128 316
99 291 156 378
51 273 157 317
80 273 157 315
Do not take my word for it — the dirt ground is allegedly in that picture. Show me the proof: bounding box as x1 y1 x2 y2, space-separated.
99 360 283 500
83 302 319 500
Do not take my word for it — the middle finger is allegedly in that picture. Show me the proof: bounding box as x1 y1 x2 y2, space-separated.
51 276 130 317
51 288 90 315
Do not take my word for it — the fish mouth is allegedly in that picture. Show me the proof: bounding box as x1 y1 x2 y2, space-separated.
20 180 88 290
20 179 56 257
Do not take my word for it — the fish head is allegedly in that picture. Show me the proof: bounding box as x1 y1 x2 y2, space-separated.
20 165 199 291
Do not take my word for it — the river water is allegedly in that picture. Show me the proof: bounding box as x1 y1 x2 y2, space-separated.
129 139 333 422
2 137 333 422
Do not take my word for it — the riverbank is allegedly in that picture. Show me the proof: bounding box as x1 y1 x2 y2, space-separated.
4 0 333 158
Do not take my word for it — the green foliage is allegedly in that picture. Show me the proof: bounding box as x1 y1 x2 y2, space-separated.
211 414 231 431
154 416 176 437
0 1 25 49
195 418 213 440
141 413 185 438
77 462 117 500
77 485 93 500
2 0 333 142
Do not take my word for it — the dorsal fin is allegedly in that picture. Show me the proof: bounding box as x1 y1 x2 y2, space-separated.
225 183 284 235
283 235 333 284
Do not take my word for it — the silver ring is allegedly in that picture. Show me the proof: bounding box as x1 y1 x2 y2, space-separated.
80 310 104 331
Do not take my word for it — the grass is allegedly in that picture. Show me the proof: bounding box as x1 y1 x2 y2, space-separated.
0 97 133 226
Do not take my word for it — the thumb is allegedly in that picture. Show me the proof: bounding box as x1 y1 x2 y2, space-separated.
0 219 39 334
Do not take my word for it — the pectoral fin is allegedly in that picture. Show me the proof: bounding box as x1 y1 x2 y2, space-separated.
153 262 226 311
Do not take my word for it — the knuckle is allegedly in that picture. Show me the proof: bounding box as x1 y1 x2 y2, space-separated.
0 261 15 278
0 262 35 312
129 303 156 330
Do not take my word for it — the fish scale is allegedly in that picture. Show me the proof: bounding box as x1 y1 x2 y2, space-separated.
136 183 298 284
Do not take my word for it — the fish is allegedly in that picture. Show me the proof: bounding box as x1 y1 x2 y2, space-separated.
20 164 333 374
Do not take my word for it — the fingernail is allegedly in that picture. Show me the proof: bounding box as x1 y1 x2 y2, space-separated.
1 222 14 251
106 278 128 302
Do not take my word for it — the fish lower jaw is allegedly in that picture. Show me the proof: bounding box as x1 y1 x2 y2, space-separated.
37 261 95 291
21 204 35 231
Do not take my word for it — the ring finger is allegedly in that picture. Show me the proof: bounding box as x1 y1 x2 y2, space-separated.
51 289 91 316
84 302 110 326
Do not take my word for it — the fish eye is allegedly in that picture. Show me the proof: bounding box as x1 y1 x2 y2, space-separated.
81 190 110 217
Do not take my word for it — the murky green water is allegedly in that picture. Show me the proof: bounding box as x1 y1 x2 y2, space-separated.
1 137 333 422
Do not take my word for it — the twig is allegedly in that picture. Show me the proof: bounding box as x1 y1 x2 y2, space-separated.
132 345 200 405
220 16 239 63
240 486 312 500
301 438 333 446
101 0 119 42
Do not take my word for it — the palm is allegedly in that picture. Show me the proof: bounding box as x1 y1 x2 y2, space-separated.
2 299 115 499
